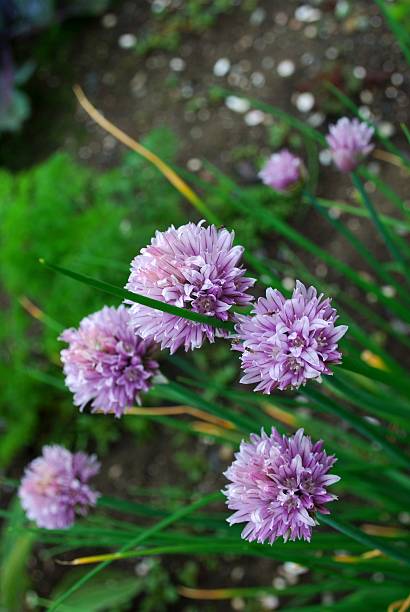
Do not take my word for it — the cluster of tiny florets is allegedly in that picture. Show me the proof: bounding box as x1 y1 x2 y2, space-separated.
125 221 255 353
60 305 160 417
223 428 340 543
234 282 347 393
326 117 374 173
20 109 360 538
259 149 304 192
18 445 100 529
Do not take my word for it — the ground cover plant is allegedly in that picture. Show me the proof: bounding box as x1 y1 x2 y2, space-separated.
1 1 410 611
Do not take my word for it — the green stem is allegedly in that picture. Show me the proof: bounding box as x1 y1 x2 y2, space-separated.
304 387 409 468
40 259 235 333
359 167 409 218
51 518 410 570
402 123 410 145
351 173 409 281
49 492 222 611
229 191 410 322
318 514 410 566
309 196 410 233
305 190 410 304
162 380 255 432
373 0 410 66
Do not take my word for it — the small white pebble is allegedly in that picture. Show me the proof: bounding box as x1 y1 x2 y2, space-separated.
231 597 245 611
381 285 396 298
260 594 280 610
295 92 315 112
304 25 318 39
358 106 372 120
103 135 116 151
282 277 295 291
353 66 367 79
102 13 117 28
391 72 404 86
213 58 231 77
170 57 185 72
251 71 266 87
378 121 395 138
135 559 154 577
245 110 265 126
360 90 374 104
283 562 308 576
225 96 250 113
187 158 202 172
336 0 350 18
329 207 342 220
118 33 137 49
277 60 295 78
319 149 332 166
152 0 170 13
308 112 325 127
363 415 381 426
295 5 321 22
250 8 266 26
272 576 287 590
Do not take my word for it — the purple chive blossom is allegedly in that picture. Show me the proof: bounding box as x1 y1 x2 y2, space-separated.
258 149 303 192
326 117 374 173
234 281 348 393
18 445 100 529
125 221 255 353
223 428 340 543
60 305 160 417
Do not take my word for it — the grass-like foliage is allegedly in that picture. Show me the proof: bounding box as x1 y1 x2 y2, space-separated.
2 11 410 608
0 130 186 468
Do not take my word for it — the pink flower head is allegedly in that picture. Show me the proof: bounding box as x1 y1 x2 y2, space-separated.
125 221 255 353
234 281 348 393
18 445 100 529
326 117 374 173
60 305 159 417
223 427 340 543
258 149 303 192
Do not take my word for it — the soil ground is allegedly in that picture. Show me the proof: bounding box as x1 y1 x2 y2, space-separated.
2 0 410 609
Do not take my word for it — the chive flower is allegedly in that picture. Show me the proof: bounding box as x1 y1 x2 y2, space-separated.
234 282 347 393
258 149 304 192
18 445 100 529
223 428 340 543
326 117 374 173
125 221 255 353
60 305 159 417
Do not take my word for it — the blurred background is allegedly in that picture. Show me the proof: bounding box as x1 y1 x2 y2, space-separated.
1 0 409 610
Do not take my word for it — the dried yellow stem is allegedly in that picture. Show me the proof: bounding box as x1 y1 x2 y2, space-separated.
373 148 410 171
73 86 217 222
261 401 298 427
333 549 383 563
94 405 235 430
178 586 236 600
388 593 410 612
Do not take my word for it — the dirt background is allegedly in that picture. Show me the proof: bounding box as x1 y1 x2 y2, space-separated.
2 0 410 609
